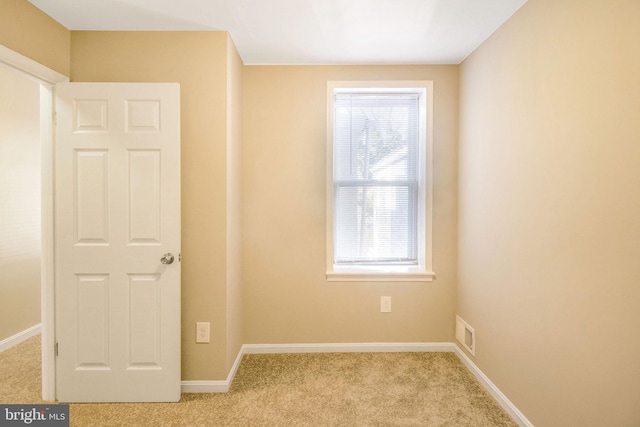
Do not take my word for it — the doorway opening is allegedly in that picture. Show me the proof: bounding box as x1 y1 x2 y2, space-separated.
0 44 68 401
0 65 41 343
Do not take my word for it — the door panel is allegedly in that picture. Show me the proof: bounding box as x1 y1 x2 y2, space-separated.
128 149 161 244
76 274 109 368
55 83 180 402
128 273 162 368
75 149 109 244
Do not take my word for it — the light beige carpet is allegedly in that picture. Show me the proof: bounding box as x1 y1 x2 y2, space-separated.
0 336 517 426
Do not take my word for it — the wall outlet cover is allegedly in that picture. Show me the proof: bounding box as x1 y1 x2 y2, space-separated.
381 296 392 313
196 322 210 344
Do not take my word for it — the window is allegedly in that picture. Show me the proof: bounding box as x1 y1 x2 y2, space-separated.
326 81 434 281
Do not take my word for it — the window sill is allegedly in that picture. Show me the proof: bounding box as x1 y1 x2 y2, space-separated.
326 266 435 282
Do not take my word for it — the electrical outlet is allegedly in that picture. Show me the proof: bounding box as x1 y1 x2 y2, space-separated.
196 322 210 343
381 296 391 313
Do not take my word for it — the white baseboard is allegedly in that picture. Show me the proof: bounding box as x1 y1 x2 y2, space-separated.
453 345 533 427
181 341 532 427
242 342 456 354
181 344 246 393
181 380 230 393
0 324 42 353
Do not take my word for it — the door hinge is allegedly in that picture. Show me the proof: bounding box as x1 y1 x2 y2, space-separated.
179 253 181 262
55 342 59 357
53 111 57 126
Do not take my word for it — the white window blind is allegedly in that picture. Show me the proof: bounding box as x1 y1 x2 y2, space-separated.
333 93 420 265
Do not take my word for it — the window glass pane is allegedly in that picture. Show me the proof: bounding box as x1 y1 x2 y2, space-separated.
333 92 420 265
334 95 418 182
334 185 416 263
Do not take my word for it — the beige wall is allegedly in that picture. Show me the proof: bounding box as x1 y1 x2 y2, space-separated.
242 65 458 344
0 0 70 76
458 0 640 425
70 31 235 380
0 65 41 341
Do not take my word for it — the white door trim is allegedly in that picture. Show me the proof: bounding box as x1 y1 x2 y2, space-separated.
0 44 68 401
0 45 67 84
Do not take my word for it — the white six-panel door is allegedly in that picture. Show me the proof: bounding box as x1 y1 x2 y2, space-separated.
54 83 181 402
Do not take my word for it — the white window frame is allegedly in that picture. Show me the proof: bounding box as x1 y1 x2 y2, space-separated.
326 81 435 282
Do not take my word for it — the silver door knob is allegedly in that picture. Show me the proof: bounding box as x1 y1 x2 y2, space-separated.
160 253 175 265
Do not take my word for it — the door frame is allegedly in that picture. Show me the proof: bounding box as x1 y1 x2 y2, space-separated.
0 44 68 401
